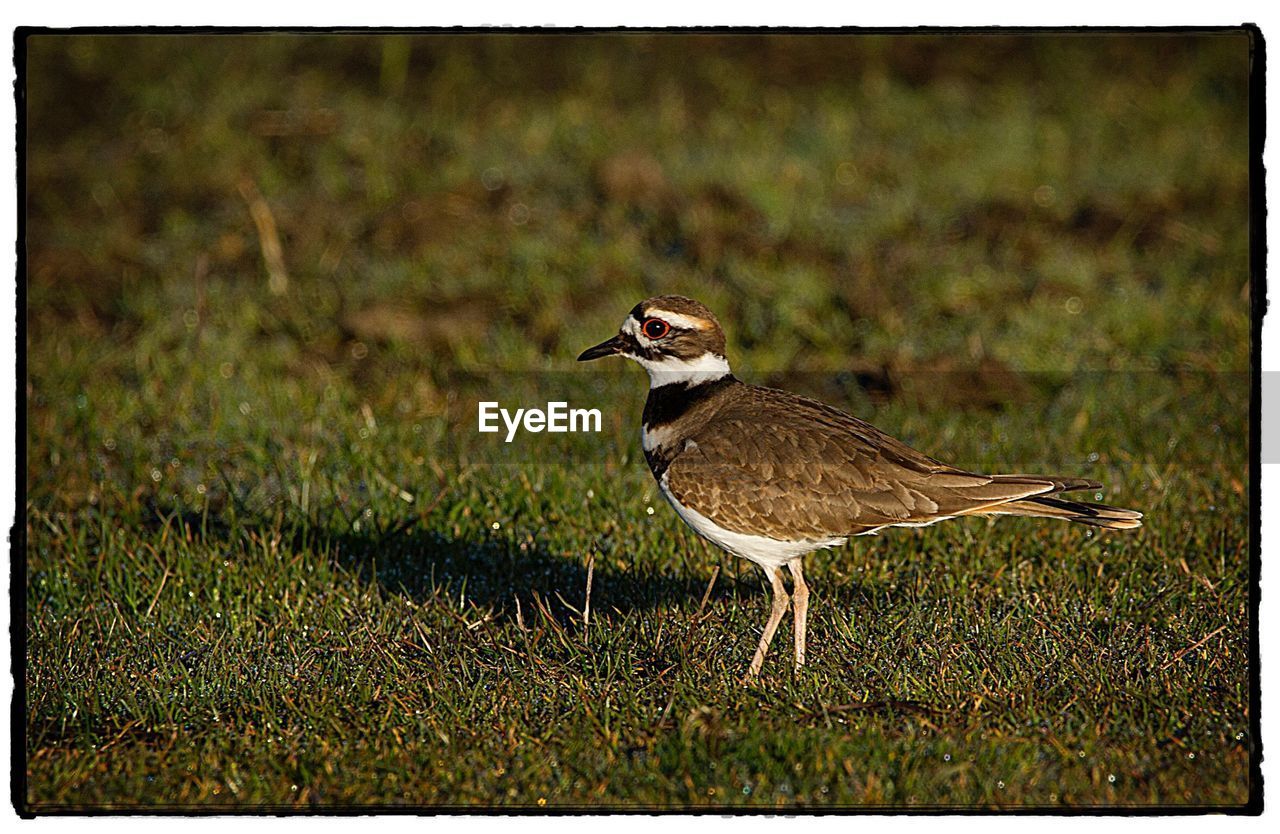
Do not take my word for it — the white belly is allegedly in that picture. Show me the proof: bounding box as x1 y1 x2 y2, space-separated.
658 473 846 569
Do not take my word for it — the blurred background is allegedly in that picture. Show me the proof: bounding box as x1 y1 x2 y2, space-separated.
22 33 1255 808
25 33 1252 494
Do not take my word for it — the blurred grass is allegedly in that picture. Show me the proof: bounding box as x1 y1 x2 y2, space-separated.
22 32 1254 810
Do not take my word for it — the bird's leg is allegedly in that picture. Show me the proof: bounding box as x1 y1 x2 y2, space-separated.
788 559 809 669
746 565 790 679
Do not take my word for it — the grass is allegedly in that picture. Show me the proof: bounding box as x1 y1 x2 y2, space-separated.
21 31 1255 810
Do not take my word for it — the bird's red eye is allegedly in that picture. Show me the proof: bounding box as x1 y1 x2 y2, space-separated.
642 318 670 339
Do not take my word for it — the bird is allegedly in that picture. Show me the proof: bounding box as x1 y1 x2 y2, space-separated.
578 295 1143 680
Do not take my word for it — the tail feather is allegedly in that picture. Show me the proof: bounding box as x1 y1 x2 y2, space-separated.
961 473 1142 530
986 495 1143 530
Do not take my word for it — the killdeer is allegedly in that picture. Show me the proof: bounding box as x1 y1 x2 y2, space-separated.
579 295 1142 679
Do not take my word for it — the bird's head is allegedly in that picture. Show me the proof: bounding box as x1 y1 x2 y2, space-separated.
577 295 731 388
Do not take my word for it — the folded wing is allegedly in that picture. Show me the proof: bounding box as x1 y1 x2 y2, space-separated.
663 386 1137 539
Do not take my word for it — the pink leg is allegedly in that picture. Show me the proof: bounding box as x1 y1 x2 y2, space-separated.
746 565 790 679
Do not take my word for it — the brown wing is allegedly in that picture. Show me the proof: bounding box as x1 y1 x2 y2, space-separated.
663 385 1076 539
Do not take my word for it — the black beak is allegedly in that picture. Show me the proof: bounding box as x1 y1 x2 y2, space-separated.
577 334 627 361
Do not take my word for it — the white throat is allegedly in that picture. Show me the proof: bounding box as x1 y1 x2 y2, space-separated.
631 352 732 388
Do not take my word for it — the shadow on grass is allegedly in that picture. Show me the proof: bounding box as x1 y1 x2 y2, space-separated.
142 498 761 628
302 522 757 628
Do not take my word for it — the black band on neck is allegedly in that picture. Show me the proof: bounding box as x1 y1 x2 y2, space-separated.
642 375 738 429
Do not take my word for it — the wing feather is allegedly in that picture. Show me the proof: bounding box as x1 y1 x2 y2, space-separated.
663 385 1059 539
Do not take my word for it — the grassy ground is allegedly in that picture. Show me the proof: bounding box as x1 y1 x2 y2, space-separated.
22 32 1255 810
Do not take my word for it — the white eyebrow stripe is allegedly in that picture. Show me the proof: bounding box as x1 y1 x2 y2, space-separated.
640 310 712 331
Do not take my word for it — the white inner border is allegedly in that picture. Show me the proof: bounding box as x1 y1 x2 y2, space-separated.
4 3 1274 830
